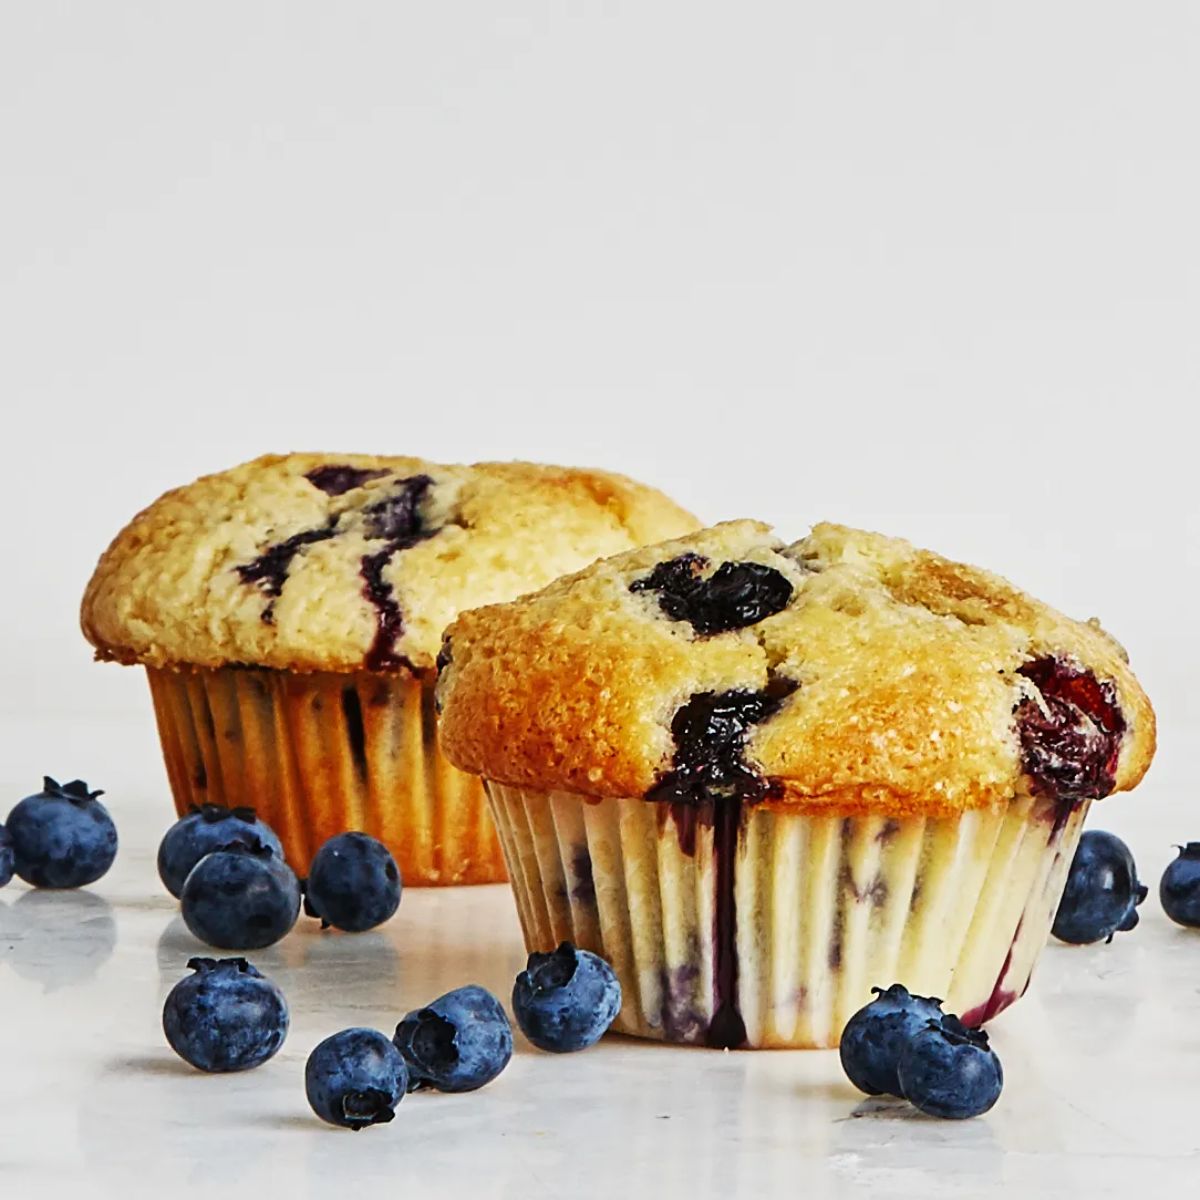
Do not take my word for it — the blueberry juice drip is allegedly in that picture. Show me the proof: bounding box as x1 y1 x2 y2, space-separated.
650 681 796 1048
356 475 436 672
708 797 747 1049
360 546 407 671
236 521 339 622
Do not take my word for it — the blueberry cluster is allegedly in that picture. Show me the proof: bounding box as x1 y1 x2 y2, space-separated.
157 929 620 1130
839 985 1003 1120
156 808 403 952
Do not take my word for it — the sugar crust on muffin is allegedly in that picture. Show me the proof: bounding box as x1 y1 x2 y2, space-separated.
81 453 700 674
436 520 1155 816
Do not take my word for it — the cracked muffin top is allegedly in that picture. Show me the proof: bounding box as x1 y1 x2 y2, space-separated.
436 521 1156 816
81 453 699 674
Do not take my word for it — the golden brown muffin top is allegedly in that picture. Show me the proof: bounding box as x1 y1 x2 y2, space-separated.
437 521 1156 816
81 453 699 674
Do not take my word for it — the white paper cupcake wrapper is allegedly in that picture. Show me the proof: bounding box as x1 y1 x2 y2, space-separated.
486 783 1087 1048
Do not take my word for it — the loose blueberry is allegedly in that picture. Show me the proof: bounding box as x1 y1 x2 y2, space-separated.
839 983 945 1097
163 956 289 1072
1051 830 1146 945
180 841 301 950
305 1028 408 1130
5 777 118 889
157 805 285 899
630 554 794 636
1160 843 1200 929
303 832 402 932
393 985 512 1092
512 942 622 1053
0 824 13 888
896 1014 1004 1119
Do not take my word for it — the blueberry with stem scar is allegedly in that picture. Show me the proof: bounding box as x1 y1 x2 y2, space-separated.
163 957 289 1073
6 777 118 889
157 805 284 899
393 985 512 1092
1051 830 1146 945
306 1028 408 1130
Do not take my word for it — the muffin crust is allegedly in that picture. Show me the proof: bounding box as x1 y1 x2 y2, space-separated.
81 453 699 674
437 521 1155 815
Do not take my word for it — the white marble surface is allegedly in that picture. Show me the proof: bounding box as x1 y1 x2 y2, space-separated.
1 715 1197 1198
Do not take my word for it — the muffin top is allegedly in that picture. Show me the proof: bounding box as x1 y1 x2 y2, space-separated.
81 453 699 674
437 521 1156 816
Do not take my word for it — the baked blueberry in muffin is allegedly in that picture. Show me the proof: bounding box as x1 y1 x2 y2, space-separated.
437 520 1155 1047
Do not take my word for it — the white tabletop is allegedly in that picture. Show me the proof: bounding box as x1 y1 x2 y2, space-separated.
1 714 1194 1199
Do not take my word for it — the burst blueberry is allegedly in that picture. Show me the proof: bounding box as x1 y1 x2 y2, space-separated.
304 832 401 932
5 777 118 889
305 1028 409 1130
839 983 945 1097
896 1014 1004 1119
163 957 289 1072
1160 843 1200 929
512 942 622 1053
1051 829 1146 945
157 805 284 899
0 824 13 888
180 840 301 950
393 985 512 1092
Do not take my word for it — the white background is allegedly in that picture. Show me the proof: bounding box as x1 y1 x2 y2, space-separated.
1 6 1197 1195
3 3 1194 841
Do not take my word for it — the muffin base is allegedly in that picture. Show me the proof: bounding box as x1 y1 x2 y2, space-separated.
146 665 505 884
486 783 1087 1048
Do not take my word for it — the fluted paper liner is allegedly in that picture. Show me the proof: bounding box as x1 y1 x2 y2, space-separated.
486 782 1087 1048
146 665 505 885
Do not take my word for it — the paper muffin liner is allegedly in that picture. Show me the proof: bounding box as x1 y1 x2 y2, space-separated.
145 665 504 885
485 783 1088 1048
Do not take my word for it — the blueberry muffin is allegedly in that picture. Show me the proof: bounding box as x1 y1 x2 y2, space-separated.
81 453 698 884
436 520 1155 1045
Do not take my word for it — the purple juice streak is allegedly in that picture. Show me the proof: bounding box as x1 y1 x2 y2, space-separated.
236 520 339 621
647 681 796 1048
960 919 1023 1028
707 797 747 1049
357 475 437 672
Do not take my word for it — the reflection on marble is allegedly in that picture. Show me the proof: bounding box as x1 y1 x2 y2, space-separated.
0 888 117 990
3 777 1200 1197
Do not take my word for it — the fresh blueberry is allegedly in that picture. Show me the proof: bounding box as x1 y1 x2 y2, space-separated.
512 942 622 1053
5 777 118 889
1160 843 1200 929
163 956 289 1072
1051 829 1146 945
180 841 300 950
393 985 512 1092
839 983 946 1097
0 824 13 888
305 1028 409 1130
157 805 285 899
896 1014 1004 1119
304 832 401 932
